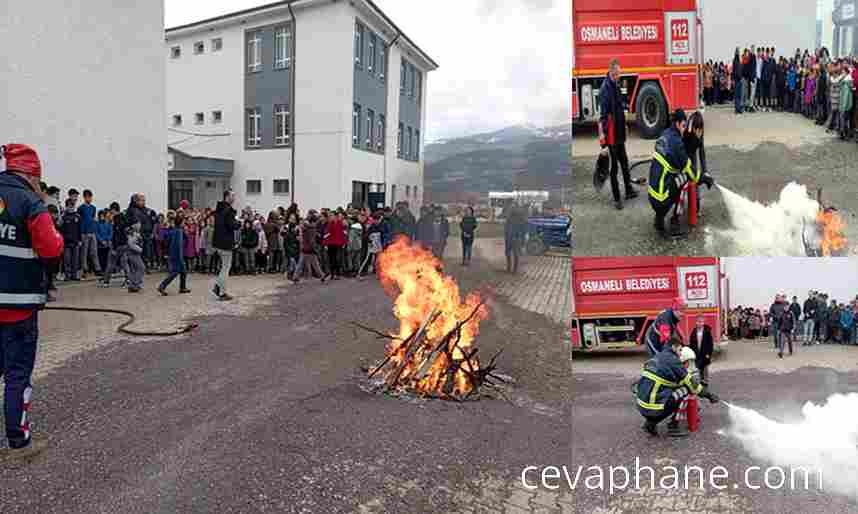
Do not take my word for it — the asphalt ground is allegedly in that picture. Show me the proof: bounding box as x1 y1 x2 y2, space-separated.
571 337 858 513
0 240 573 514
572 106 858 256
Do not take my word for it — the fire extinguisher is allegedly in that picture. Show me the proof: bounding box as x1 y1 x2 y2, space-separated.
686 395 700 432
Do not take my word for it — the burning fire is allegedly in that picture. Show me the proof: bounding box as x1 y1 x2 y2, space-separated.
816 209 847 256
375 237 489 398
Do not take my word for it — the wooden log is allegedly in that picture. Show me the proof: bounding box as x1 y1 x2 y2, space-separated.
386 308 440 388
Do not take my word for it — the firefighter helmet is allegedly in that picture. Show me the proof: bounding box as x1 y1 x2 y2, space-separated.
679 346 696 364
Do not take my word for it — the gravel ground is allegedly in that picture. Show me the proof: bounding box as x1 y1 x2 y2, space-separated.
571 337 858 512
572 106 858 256
0 241 573 514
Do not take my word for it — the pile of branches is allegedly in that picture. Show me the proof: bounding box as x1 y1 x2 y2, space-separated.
355 303 507 402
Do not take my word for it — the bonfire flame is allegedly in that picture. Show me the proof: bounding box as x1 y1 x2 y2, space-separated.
375 237 489 398
816 209 847 257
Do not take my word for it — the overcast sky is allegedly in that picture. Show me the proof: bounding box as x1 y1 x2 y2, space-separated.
166 0 570 141
722 258 858 309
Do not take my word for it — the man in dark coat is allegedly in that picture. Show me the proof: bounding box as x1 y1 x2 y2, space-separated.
211 190 240 300
598 58 638 210
687 316 714 382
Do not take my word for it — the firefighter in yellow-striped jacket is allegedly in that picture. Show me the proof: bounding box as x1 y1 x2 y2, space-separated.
648 109 713 236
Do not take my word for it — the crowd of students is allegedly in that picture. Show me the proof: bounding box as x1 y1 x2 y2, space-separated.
727 291 858 350
40 184 493 300
702 45 858 141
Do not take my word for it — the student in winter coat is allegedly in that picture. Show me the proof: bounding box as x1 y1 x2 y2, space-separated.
324 211 347 279
282 214 301 279
60 199 83 280
95 210 113 273
460 206 478 266
157 216 190 295
264 211 284 273
839 70 854 140
840 307 855 344
125 223 145 293
239 220 259 274
294 212 325 283
253 219 268 273
347 219 364 275
778 307 795 358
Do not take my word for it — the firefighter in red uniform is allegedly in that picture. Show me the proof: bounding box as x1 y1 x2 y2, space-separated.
0 144 64 461
598 58 638 211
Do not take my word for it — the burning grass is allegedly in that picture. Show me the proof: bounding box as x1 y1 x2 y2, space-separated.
356 237 506 401
815 209 847 257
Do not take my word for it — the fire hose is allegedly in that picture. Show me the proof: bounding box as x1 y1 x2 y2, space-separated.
41 306 198 337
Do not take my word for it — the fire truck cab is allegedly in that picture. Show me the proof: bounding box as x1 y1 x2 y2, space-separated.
572 0 703 139
571 257 727 352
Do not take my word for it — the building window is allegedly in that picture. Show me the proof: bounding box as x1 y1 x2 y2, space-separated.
247 32 262 72
415 129 420 160
379 45 386 80
407 127 413 160
194 112 204 125
366 109 374 149
172 114 182 127
246 108 261 148
397 123 404 158
400 59 407 93
406 185 410 197
391 185 397 204
416 71 422 103
212 38 223 52
273 179 290 195
212 110 223 124
171 46 181 59
205 181 216 189
274 26 291 69
194 41 205 54
369 33 376 73
414 186 418 199
354 23 364 68
377 114 386 152
246 180 262 195
275 104 291 146
409 64 416 98
352 104 361 147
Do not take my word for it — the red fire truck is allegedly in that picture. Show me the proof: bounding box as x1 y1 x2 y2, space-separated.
570 257 728 352
572 0 703 139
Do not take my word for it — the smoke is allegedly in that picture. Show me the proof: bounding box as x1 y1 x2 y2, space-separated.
714 182 820 256
725 394 858 498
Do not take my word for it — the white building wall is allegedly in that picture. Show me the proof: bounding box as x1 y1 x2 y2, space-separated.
702 0 817 61
1 0 166 211
822 0 835 50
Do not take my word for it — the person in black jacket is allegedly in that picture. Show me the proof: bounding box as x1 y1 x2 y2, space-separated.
648 110 713 236
744 47 757 113
732 48 744 114
126 193 156 271
100 202 128 287
688 316 714 382
598 58 638 211
682 111 712 217
802 291 818 345
211 190 240 300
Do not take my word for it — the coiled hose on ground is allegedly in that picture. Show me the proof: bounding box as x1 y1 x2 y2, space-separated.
41 306 198 337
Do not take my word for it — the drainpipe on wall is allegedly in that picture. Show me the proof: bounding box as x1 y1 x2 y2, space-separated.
384 32 401 206
288 2 297 205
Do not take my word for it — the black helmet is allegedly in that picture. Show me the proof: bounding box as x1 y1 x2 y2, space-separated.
671 109 687 124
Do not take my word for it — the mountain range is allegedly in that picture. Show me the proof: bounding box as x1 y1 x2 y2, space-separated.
423 124 571 202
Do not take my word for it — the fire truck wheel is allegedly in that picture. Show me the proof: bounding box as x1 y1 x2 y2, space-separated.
636 82 667 140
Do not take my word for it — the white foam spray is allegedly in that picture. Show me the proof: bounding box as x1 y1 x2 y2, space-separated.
715 182 820 256
725 394 858 498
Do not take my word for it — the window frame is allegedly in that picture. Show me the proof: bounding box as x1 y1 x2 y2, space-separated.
368 33 376 73
170 45 181 59
400 59 407 93
407 127 413 160
352 104 362 147
194 41 205 54
172 114 182 127
378 44 386 81
212 110 223 124
247 31 262 73
274 104 291 147
246 179 262 195
397 123 404 158
273 179 290 195
366 109 375 150
354 23 365 68
415 129 420 160
274 26 291 70
246 107 262 148
211 38 223 52
377 114 386 152
194 112 204 125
